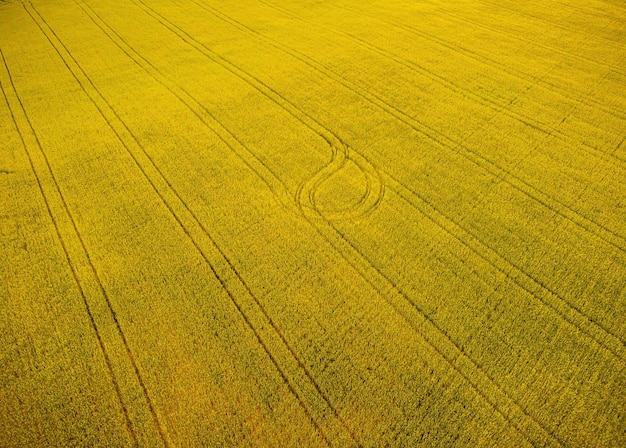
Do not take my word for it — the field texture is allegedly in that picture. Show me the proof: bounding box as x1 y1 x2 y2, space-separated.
1 0 625 446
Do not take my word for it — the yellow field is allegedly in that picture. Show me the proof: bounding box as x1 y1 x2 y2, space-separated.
1 0 625 446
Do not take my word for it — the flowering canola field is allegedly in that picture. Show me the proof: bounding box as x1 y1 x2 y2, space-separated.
1 0 625 446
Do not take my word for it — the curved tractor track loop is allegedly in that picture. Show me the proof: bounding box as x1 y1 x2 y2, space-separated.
296 141 384 222
126 0 384 225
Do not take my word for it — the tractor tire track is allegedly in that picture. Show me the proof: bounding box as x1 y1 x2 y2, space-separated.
88 0 565 444
327 1 626 166
8 1 622 446
354 2 626 122
422 1 626 77
120 1 619 445
74 0 296 217
188 0 626 354
23 5 173 446
260 0 626 140
267 0 626 125
73 2 362 444
0 49 140 448
256 0 626 254
477 0 626 47
28 2 357 445
295 187 565 448
138 0 626 373
541 0 626 23
128 0 384 224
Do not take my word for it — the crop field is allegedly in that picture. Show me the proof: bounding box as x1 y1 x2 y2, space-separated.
1 0 625 446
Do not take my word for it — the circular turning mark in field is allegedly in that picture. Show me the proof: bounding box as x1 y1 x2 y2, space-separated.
296 143 384 222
